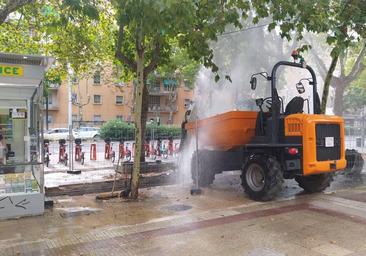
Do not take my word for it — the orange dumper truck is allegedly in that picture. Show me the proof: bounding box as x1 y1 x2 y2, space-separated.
182 59 362 201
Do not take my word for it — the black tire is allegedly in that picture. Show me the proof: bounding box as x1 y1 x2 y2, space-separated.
344 149 364 176
191 150 216 187
126 154 131 162
295 173 333 193
163 151 168 159
241 155 283 201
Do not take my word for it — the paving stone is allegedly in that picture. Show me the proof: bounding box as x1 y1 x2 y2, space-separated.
312 243 354 256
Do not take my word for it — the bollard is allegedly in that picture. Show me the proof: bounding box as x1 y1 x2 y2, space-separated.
145 138 150 157
105 143 111 159
74 138 82 161
90 143 97 160
119 142 125 158
58 139 66 163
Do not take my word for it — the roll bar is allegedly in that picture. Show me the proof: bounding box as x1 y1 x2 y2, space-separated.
270 61 319 143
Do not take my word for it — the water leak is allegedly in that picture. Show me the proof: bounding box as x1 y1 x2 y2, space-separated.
162 204 192 212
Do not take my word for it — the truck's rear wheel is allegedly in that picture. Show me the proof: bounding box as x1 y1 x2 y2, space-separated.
345 149 364 176
295 173 333 193
191 151 215 187
241 155 283 201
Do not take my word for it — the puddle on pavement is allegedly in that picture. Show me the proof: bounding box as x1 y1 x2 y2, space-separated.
162 204 192 212
56 207 102 218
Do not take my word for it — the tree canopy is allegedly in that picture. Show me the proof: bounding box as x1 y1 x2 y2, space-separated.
251 0 366 113
0 0 111 79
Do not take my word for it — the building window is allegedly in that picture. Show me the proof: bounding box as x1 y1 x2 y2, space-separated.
93 95 102 104
93 71 101 85
47 94 53 105
72 115 78 121
149 96 160 110
115 96 123 105
116 115 124 121
93 115 102 122
184 99 191 108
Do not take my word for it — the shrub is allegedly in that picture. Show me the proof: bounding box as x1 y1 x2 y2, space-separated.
100 120 181 140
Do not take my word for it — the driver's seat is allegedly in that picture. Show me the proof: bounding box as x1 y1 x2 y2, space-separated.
285 97 304 115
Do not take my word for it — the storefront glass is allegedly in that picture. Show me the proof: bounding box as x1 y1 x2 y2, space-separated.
0 100 42 195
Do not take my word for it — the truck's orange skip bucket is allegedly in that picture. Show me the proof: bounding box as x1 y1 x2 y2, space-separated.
185 111 258 151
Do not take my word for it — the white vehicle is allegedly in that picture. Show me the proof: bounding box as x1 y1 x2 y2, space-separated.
44 128 77 141
75 127 100 140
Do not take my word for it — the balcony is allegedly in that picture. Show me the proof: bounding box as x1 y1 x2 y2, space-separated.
148 105 178 113
147 78 178 95
148 86 177 96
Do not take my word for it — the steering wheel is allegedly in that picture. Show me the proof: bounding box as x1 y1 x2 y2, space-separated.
256 97 272 111
256 96 283 112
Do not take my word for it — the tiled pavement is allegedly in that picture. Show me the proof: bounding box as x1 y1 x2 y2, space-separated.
1 173 366 255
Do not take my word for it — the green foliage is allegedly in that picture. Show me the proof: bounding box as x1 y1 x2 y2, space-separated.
250 0 366 113
344 70 366 113
100 119 181 140
114 0 251 79
251 0 366 53
344 83 366 113
0 0 114 79
156 41 200 88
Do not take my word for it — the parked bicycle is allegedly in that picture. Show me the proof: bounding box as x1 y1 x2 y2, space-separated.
124 143 132 162
161 144 169 159
58 139 68 166
74 138 85 165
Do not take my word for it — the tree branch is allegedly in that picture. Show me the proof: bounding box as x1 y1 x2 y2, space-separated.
309 46 329 79
0 0 34 25
115 23 137 72
303 36 330 79
339 51 346 78
344 41 366 84
144 40 161 77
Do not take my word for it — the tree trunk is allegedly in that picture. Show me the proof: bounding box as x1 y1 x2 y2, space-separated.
131 54 144 199
321 53 339 114
45 95 49 131
140 83 149 162
333 82 346 116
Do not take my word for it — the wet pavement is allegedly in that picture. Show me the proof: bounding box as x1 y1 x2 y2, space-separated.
1 171 366 255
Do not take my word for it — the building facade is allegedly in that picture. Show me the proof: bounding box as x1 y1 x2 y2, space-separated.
44 69 193 129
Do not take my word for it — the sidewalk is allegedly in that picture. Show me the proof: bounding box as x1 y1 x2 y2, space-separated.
1 172 366 255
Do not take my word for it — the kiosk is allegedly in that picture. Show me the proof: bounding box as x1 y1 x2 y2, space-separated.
0 53 54 219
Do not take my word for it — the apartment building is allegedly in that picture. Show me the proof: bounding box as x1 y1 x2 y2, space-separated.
45 69 194 129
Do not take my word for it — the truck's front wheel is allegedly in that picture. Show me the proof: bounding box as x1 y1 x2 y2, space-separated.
191 151 215 187
295 173 333 193
241 155 283 201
